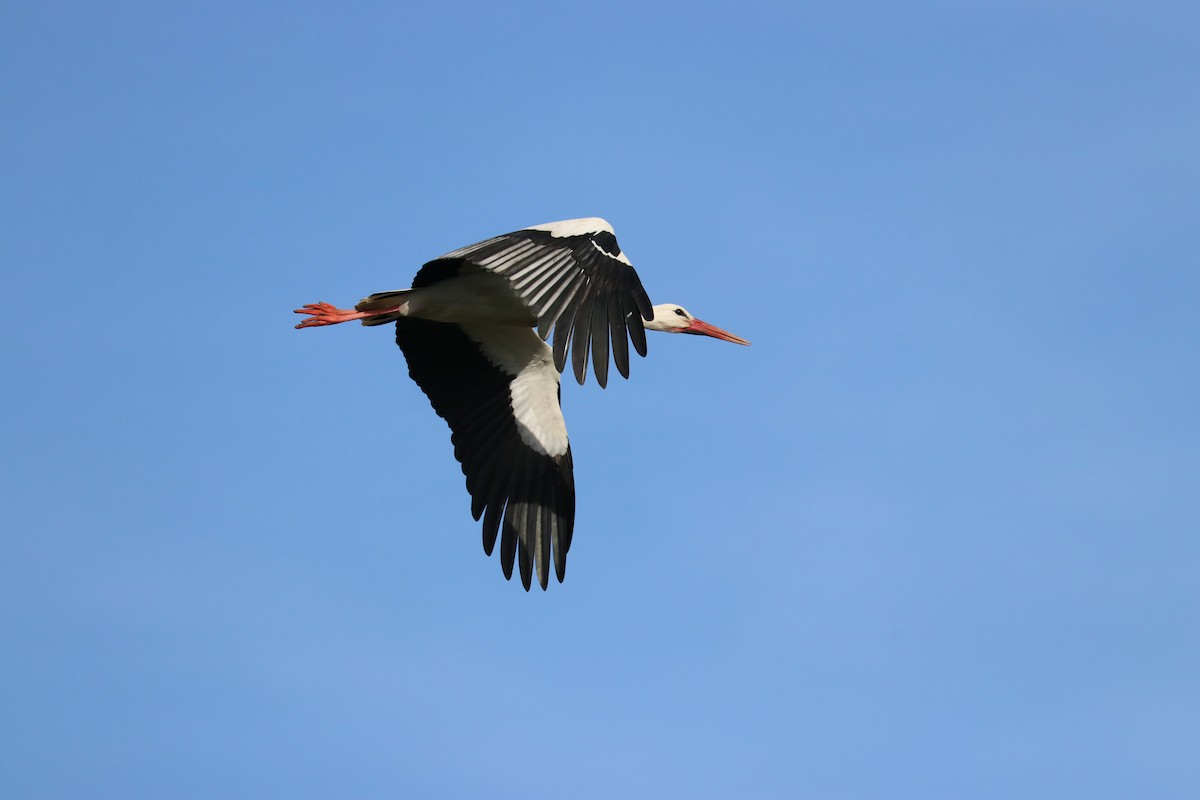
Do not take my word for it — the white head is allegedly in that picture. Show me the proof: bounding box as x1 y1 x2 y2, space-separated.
643 303 750 344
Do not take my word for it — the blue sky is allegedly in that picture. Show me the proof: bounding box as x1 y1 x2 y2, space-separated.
3 1 1198 797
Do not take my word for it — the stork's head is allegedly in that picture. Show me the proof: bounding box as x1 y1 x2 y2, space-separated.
644 304 750 345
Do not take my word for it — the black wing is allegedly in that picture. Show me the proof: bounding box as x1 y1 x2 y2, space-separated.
393 317 575 590
411 218 655 388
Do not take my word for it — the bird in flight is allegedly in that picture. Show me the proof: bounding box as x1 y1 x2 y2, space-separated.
294 217 748 590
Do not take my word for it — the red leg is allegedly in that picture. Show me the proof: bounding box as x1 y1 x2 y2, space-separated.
294 301 380 329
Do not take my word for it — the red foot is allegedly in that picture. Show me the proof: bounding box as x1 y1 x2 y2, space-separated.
293 301 366 329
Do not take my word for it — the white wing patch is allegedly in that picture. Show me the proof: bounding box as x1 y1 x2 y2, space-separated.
526 217 613 238
509 362 569 457
462 323 569 457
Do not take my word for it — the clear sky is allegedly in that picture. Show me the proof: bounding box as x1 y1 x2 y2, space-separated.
3 1 1198 797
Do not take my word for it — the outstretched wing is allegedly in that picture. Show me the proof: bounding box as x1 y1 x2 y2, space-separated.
394 317 575 590
412 217 655 388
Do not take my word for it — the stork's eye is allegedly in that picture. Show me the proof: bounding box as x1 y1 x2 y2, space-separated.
674 308 687 317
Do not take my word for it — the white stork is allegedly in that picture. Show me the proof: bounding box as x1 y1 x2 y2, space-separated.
294 218 748 590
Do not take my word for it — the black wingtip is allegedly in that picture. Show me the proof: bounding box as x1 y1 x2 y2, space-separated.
518 544 533 591
635 286 654 321
627 314 648 358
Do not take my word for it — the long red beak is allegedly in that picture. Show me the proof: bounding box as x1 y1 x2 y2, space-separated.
685 318 751 345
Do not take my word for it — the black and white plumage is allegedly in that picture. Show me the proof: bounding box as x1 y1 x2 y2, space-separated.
294 218 748 590
358 217 657 388
393 318 576 589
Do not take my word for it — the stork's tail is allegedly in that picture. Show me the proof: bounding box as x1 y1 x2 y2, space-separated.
355 290 412 326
